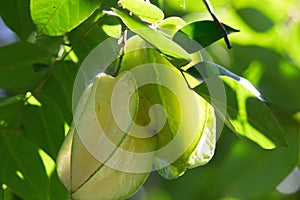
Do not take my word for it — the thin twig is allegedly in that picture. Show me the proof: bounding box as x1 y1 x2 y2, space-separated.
180 69 193 90
114 29 127 76
202 0 232 49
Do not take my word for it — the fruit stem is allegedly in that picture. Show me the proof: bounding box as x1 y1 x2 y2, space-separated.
114 29 128 76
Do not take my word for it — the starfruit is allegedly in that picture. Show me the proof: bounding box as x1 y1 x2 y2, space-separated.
120 35 217 179
57 72 155 200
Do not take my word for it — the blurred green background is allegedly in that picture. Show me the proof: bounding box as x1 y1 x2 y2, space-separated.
134 0 300 199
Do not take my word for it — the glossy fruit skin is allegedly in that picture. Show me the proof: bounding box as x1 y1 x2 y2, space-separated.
120 35 216 179
57 73 155 200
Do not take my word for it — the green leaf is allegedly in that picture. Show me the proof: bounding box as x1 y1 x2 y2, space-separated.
218 124 298 198
158 17 186 37
100 15 122 38
162 123 298 199
0 96 66 160
173 20 239 51
30 0 103 36
186 62 286 149
231 45 300 114
34 36 64 54
0 95 24 107
0 42 53 90
0 183 3 200
33 63 52 72
39 62 79 123
0 0 35 40
0 132 49 200
156 0 216 16
193 76 286 149
68 11 108 61
0 99 67 199
22 96 66 159
112 8 191 67
236 7 274 32
186 62 265 101
120 0 164 23
49 170 68 200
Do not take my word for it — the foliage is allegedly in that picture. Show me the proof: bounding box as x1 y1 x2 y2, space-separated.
0 0 299 199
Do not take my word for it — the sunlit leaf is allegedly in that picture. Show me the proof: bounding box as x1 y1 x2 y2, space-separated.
186 62 265 101
186 63 286 149
0 96 67 199
30 0 103 36
102 24 122 38
231 45 300 114
158 17 186 37
120 0 164 23
0 0 35 40
22 96 66 159
174 20 239 51
192 75 286 149
112 8 191 67
0 42 53 90
157 0 204 15
0 131 49 200
68 11 108 62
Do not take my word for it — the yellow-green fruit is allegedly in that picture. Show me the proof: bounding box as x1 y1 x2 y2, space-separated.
57 72 156 200
121 35 216 179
